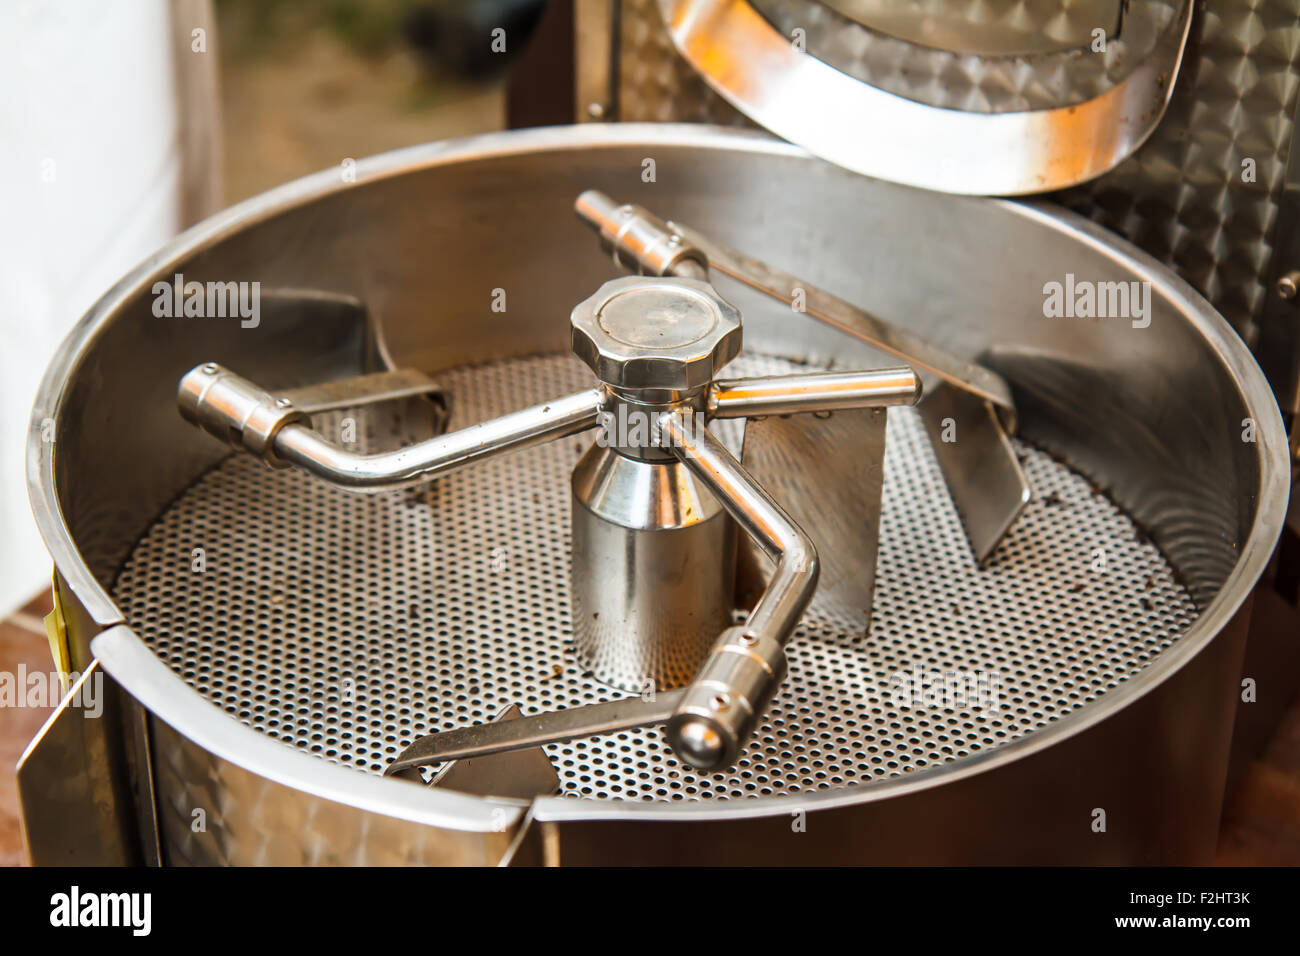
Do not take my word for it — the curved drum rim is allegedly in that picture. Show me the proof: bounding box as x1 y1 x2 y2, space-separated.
26 123 1291 826
654 0 1192 196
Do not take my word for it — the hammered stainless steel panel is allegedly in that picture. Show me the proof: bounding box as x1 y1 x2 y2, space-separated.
614 0 1300 338
752 0 1177 113
822 0 1122 57
149 717 512 865
1056 0 1300 341
113 351 1198 803
616 0 1178 118
646 0 1189 194
619 0 750 124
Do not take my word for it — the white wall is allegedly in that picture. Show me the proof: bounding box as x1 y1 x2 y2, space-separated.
0 1 214 617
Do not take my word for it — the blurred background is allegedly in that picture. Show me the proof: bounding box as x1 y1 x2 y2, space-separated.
216 0 517 204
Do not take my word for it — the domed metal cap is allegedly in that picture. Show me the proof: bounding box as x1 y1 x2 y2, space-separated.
570 276 742 390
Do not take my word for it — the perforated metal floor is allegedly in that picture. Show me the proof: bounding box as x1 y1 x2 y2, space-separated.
113 352 1199 802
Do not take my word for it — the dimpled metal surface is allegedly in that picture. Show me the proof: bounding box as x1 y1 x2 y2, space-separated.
615 0 1300 339
113 352 1198 803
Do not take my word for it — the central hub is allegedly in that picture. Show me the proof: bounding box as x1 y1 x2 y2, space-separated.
597 284 718 349
571 276 742 391
568 275 743 692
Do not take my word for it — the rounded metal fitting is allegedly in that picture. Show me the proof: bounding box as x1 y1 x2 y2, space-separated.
666 625 788 771
177 362 309 467
570 276 742 390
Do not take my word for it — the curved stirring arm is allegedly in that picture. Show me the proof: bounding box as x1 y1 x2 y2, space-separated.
378 370 912 776
382 411 820 778
272 390 603 490
178 363 605 491
659 409 819 770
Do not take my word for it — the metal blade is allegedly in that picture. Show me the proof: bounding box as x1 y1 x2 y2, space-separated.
739 407 886 630
385 691 683 775
919 382 1031 565
279 368 451 451
277 368 448 417
423 704 561 799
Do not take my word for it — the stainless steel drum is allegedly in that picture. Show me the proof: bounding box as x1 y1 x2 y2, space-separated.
21 124 1290 865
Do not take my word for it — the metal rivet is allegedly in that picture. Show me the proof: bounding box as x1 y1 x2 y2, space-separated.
1277 271 1300 300
711 693 731 712
200 363 218 374
275 398 293 409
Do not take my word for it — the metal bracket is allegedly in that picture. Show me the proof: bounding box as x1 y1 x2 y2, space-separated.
419 704 562 800
919 383 1031 563
386 693 683 775
276 368 449 419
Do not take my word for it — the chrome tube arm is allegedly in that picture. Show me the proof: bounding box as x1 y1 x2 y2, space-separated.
375 368 911 776
709 367 921 418
178 362 605 491
659 409 819 770
273 390 603 490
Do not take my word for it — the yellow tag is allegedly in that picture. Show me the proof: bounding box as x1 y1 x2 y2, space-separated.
43 571 71 695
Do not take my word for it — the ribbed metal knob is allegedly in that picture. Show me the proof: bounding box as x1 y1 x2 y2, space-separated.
570 276 742 390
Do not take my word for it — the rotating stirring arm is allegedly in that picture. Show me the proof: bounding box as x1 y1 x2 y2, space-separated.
175 194 922 775
178 362 604 491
